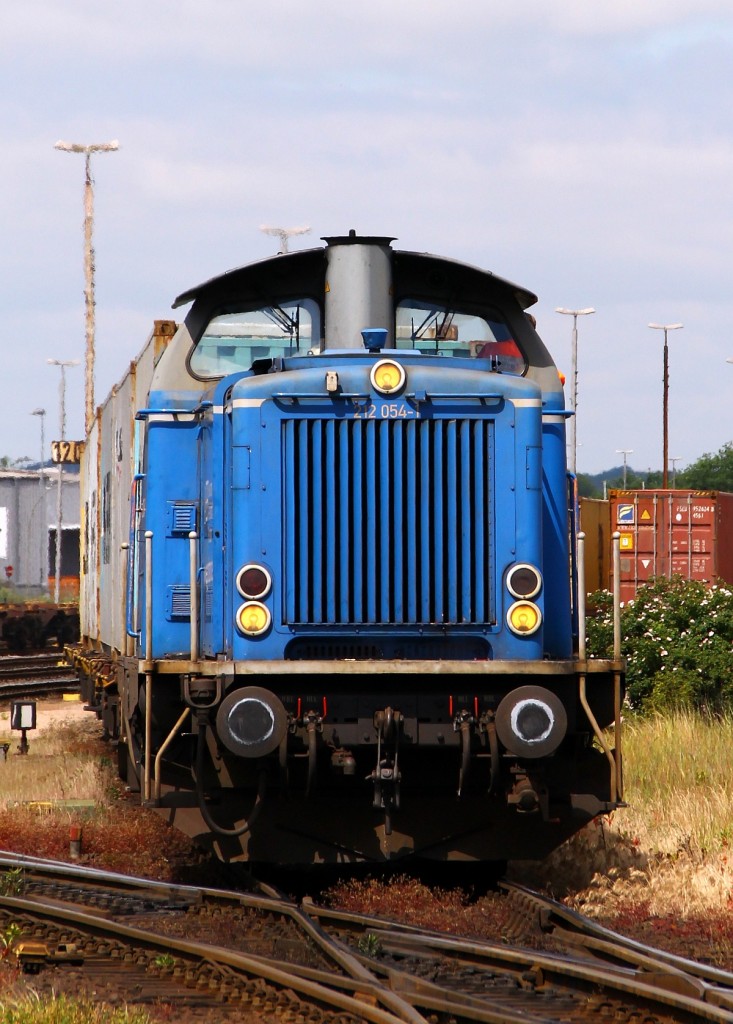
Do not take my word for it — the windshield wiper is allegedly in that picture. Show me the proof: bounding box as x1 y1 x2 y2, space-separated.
264 304 301 349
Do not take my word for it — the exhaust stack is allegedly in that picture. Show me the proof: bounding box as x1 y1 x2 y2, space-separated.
323 231 395 350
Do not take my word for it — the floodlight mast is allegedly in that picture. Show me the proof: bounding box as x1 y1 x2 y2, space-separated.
259 224 311 254
54 139 119 434
47 358 79 604
555 307 595 477
648 322 683 488
615 449 634 488
31 408 47 590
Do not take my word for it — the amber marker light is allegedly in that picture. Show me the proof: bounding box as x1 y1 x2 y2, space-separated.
370 359 405 395
506 601 542 637
236 602 271 636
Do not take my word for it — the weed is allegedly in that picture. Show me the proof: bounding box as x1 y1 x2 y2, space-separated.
357 932 382 957
0 923 21 959
152 953 175 969
0 869 24 897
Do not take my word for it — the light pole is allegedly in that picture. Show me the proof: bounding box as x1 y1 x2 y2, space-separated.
54 139 119 434
670 456 682 488
616 449 633 488
648 322 683 488
47 358 79 603
556 307 595 476
259 224 311 254
31 408 46 589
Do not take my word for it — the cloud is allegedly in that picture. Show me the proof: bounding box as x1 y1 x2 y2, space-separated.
1 2 732 473
6 1 732 66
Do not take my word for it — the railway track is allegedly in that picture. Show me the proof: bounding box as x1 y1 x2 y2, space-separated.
1 852 731 1023
0 651 79 698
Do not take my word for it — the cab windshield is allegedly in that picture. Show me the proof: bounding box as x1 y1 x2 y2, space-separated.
190 299 320 378
395 298 526 374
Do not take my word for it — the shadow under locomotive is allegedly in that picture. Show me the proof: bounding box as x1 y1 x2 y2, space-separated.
75 661 622 866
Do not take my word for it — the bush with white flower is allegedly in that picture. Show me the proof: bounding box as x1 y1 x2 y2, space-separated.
585 575 733 713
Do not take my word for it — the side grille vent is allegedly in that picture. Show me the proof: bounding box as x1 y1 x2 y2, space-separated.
282 417 493 626
166 584 191 621
166 502 197 537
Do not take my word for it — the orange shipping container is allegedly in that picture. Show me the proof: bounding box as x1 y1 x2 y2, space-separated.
579 497 610 593
608 489 733 604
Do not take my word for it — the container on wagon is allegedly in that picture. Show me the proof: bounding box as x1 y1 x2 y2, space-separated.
579 497 610 594
608 489 733 604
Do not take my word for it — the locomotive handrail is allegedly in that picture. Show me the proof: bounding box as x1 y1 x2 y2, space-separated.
144 530 153 803
189 531 199 662
579 673 618 805
569 474 580 645
577 531 586 660
125 473 144 640
612 531 622 659
153 707 190 803
135 401 212 420
270 391 504 402
578 530 624 805
271 392 370 402
612 531 624 800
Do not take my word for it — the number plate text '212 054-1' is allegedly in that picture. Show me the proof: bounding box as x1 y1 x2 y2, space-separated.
350 400 419 420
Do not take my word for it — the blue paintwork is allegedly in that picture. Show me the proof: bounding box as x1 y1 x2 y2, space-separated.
135 350 564 663
140 412 200 658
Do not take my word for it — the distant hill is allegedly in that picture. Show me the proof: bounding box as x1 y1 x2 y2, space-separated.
577 465 661 498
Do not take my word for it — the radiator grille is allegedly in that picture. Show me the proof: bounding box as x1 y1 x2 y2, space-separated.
282 418 493 625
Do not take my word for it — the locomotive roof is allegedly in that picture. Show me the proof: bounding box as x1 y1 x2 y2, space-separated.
172 239 539 312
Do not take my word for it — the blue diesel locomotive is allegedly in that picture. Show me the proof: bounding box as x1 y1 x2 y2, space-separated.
71 232 624 865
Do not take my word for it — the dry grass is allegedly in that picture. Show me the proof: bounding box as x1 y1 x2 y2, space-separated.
0 718 198 881
0 717 183 1023
0 717 97 811
0 718 110 808
613 711 733 854
0 804 198 881
497 711 733 965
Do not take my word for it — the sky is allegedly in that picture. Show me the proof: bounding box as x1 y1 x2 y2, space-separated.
2 1 732 477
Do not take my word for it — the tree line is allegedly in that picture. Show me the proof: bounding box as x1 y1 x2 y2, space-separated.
578 441 733 497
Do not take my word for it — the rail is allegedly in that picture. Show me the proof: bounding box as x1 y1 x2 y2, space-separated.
2 853 731 1023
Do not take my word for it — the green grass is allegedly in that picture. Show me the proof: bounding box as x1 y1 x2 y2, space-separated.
0 994 152 1023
